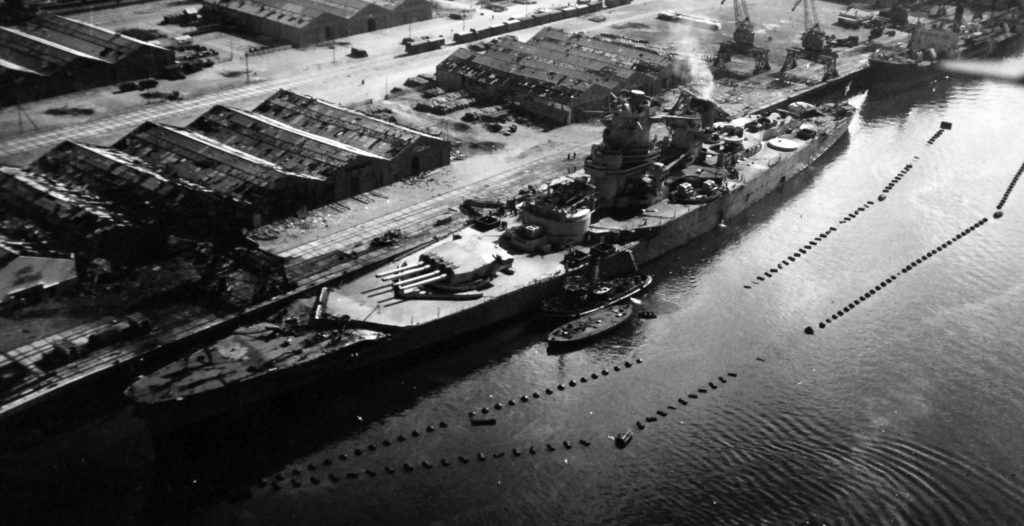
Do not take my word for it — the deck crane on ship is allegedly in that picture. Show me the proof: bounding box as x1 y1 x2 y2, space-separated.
714 0 771 75
780 0 840 82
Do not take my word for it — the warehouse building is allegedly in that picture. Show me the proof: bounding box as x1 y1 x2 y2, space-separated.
113 122 329 228
436 28 684 124
252 90 451 195
201 0 433 47
0 166 141 258
0 13 174 106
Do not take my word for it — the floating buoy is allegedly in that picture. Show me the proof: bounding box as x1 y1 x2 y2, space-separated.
580 439 591 447
513 448 521 457
545 388 553 395
719 376 727 383
994 210 1004 219
678 398 688 405
636 421 646 430
328 473 339 483
657 410 668 417
636 358 643 364
397 434 406 442
580 377 588 383
624 360 632 366
728 373 738 377
508 400 516 406
493 452 504 458
458 456 469 464
292 479 302 487
272 482 282 490
546 444 556 452
770 268 778 273
426 425 435 433
324 458 333 466
386 466 397 474
563 441 572 450
382 440 391 447
557 384 565 391
591 373 599 379
365 469 377 477
709 382 717 389
614 366 621 372
698 388 707 393
276 473 286 481
688 394 698 399
533 392 541 398
338 454 348 461
646 416 658 423
521 395 529 402
310 476 320 485
257 478 268 488
569 380 577 387
346 472 359 479
367 445 376 452
529 446 537 455
403 463 414 472
879 195 887 201
601 369 609 376
831 314 838 321
818 322 826 329
481 408 489 414
440 421 448 428
308 463 317 470
441 458 451 467
494 403 502 410
477 453 486 462
668 405 677 410
843 306 850 313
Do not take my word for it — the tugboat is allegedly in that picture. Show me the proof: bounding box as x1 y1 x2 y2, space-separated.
127 89 858 431
547 301 636 349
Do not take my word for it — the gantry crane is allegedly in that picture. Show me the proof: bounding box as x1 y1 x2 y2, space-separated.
714 0 771 75
779 0 838 82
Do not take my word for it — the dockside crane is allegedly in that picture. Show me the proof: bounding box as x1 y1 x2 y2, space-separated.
779 0 839 82
714 0 771 75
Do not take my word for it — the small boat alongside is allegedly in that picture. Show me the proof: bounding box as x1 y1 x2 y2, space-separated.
614 430 634 449
547 302 636 348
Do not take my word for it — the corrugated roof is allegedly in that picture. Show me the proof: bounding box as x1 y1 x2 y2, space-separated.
115 122 325 206
0 166 134 235
209 0 377 27
189 105 385 177
438 29 674 105
253 90 445 160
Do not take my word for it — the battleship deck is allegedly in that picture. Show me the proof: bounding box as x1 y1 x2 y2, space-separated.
0 65 875 426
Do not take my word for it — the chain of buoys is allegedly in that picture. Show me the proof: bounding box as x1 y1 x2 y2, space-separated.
255 437 598 492
804 216 989 335
465 358 644 423
626 372 738 435
995 161 1024 213
746 124 954 290
258 358 645 490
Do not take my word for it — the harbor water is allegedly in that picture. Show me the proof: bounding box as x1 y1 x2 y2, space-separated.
4 75 1024 524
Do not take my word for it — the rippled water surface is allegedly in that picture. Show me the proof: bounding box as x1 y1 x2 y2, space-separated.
6 78 1024 525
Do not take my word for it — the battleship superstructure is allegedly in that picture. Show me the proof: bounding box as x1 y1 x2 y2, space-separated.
127 90 856 428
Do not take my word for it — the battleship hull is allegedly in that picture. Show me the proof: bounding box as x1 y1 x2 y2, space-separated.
130 101 856 430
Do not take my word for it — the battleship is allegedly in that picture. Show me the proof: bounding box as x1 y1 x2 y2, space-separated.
127 89 857 430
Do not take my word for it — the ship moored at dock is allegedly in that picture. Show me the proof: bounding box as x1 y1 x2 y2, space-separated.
127 90 858 429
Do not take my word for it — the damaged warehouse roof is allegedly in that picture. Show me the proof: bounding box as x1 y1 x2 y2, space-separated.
0 166 136 243
436 28 681 120
254 90 447 161
188 104 387 179
114 121 326 207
